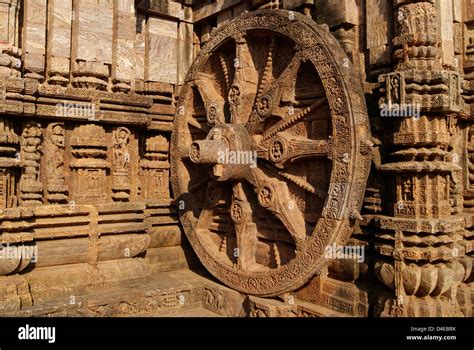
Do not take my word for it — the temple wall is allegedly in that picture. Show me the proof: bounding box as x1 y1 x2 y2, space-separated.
0 0 197 313
0 0 472 317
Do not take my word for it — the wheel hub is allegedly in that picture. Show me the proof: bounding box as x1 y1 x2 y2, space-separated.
190 123 254 181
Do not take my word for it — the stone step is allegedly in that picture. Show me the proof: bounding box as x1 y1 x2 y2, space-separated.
2 269 244 317
136 304 221 317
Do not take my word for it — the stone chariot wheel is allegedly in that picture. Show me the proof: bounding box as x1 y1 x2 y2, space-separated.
171 10 372 296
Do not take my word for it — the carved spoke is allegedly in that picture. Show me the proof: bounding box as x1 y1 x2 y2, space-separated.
259 132 330 169
253 51 302 121
186 117 209 132
230 182 259 271
259 162 325 198
256 37 276 99
194 73 226 126
245 167 306 251
260 97 327 141
196 181 226 230
229 32 258 124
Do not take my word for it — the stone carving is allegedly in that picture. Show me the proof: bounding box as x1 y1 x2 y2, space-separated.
43 123 67 204
0 0 471 319
203 287 225 315
70 124 109 204
171 10 371 296
367 0 469 317
0 118 20 208
139 134 170 200
19 122 43 206
112 127 131 201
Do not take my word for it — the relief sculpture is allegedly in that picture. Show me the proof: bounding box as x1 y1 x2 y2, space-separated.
0 0 471 321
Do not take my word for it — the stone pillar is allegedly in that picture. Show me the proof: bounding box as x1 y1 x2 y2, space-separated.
0 0 21 78
146 17 178 84
316 0 364 80
374 0 467 317
112 0 135 92
459 0 474 316
46 0 73 86
366 0 394 80
71 0 113 90
22 0 47 81
178 20 193 85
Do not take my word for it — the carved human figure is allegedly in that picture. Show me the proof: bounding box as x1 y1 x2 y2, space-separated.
50 123 65 176
271 141 283 161
230 201 243 223
21 122 42 183
258 186 272 207
22 124 41 157
390 75 400 104
257 96 270 114
401 177 413 202
205 289 214 306
113 127 131 171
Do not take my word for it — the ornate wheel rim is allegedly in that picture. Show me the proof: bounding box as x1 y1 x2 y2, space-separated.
171 10 372 296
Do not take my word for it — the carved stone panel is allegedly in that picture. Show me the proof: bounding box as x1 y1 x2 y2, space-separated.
70 124 109 204
140 134 170 200
43 123 67 204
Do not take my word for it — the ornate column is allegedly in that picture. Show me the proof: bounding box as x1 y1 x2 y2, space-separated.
374 0 467 317
458 0 474 316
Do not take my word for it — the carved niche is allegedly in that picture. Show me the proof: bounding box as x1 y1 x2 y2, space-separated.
70 124 109 204
43 122 68 204
0 118 20 208
112 127 132 201
139 134 170 200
